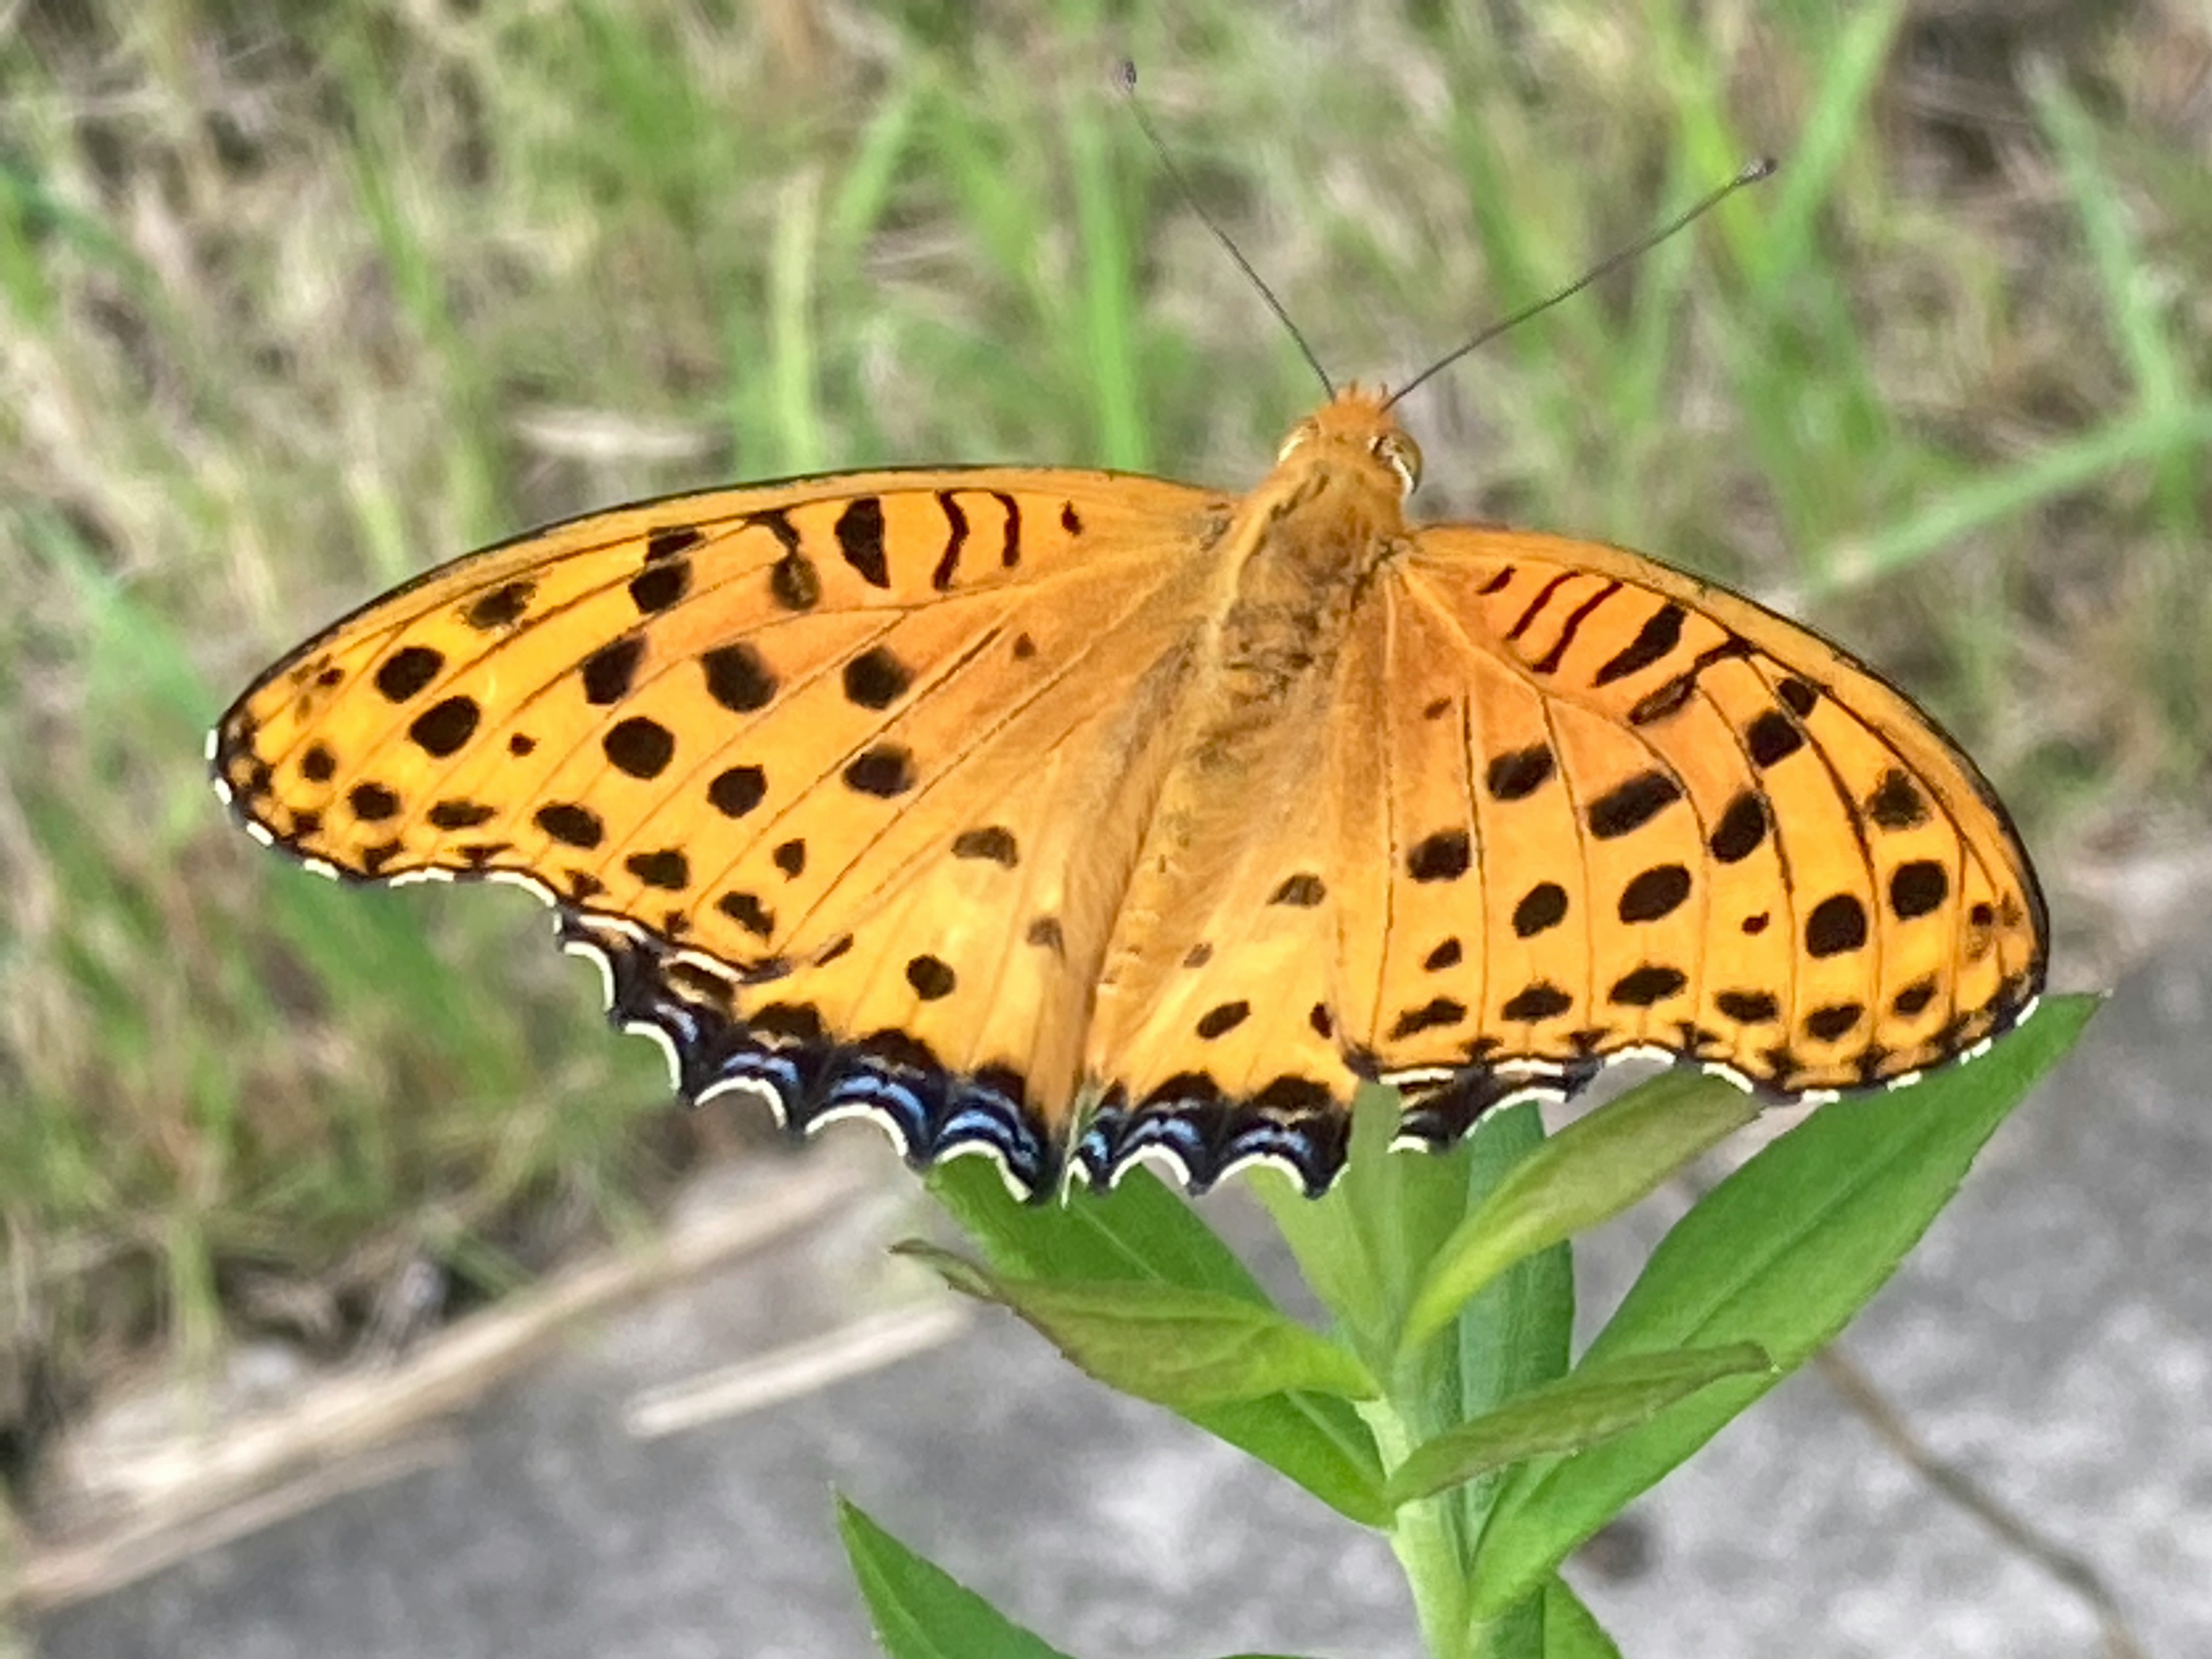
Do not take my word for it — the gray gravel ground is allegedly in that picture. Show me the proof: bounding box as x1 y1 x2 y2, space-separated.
32 936 2207 1659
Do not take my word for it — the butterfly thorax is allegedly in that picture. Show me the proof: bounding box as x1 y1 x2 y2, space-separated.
1088 393 1418 1057
1200 388 1418 736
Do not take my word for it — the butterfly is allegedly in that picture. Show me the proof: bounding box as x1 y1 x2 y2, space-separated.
209 384 2047 1200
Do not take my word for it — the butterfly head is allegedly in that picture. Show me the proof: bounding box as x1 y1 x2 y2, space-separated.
1275 386 1423 498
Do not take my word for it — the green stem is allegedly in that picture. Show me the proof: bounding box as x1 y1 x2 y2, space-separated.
1365 1391 1471 1659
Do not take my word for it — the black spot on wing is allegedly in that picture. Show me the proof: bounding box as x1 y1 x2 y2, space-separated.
1889 859 1949 919
626 849 690 891
1608 965 1687 1007
374 645 443 702
1618 864 1691 923
603 716 676 779
907 955 956 999
952 826 1019 866
931 492 968 591
1389 998 1467 1040
1716 989 1778 1024
1512 882 1568 937
628 559 690 615
1587 771 1681 839
536 802 604 848
837 497 889 587
701 644 777 713
463 579 535 631
1806 894 1869 957
647 525 704 562
1747 709 1805 767
1708 790 1768 863
844 744 915 798
1502 982 1573 1021
1892 979 1938 1017
1486 744 1555 801
581 636 646 705
414 694 486 760
707 766 766 818
1866 769 1928 830
426 800 497 830
1408 829 1471 882
1591 602 1685 688
843 645 912 710
1195 1001 1250 1040
349 781 400 821
1805 1002 1862 1041
718 891 774 937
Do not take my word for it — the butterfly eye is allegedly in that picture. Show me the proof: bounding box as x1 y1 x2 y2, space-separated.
1372 433 1422 494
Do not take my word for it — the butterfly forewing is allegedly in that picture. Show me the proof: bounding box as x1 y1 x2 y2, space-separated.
1357 527 2044 1102
214 468 1225 1188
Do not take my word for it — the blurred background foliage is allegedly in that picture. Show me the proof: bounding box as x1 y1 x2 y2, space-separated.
0 0 2205 1528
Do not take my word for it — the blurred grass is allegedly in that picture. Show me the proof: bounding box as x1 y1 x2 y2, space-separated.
0 0 2205 1505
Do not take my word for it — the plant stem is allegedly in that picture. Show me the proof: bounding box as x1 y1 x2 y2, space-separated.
1365 1392 1469 1659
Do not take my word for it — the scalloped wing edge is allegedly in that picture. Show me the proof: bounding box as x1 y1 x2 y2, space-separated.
209 730 2046 1204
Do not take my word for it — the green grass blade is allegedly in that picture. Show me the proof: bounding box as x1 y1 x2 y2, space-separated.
1749 1 1909 298
2029 63 2199 537
1815 403 2212 593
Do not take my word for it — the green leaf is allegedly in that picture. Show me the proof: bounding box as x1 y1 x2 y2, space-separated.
1384 1343 1771 1505
930 1157 1272 1305
1448 1103 1577 1556
1539 1575 1623 1659
1468 996 2097 1615
837 1495 1074 1659
898 1243 1378 1407
928 1160 1391 1527
1453 1102 1577 1417
1402 1073 1762 1353
1255 1084 1480 1365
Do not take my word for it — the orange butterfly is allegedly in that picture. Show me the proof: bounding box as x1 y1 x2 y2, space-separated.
209 378 2047 1199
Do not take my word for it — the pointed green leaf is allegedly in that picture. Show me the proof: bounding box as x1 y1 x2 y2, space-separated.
837 1495 1075 1659
1403 1072 1761 1352
1384 1343 1770 1505
1179 1391 1391 1527
925 1162 1391 1525
1255 1084 1480 1363
1469 996 2097 1615
898 1243 1378 1406
1540 1575 1623 1659
930 1157 1272 1305
1449 1102 1577 1551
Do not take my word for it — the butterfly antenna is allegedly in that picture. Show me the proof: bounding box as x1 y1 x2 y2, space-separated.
1116 61 1335 398
1383 156 1778 412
